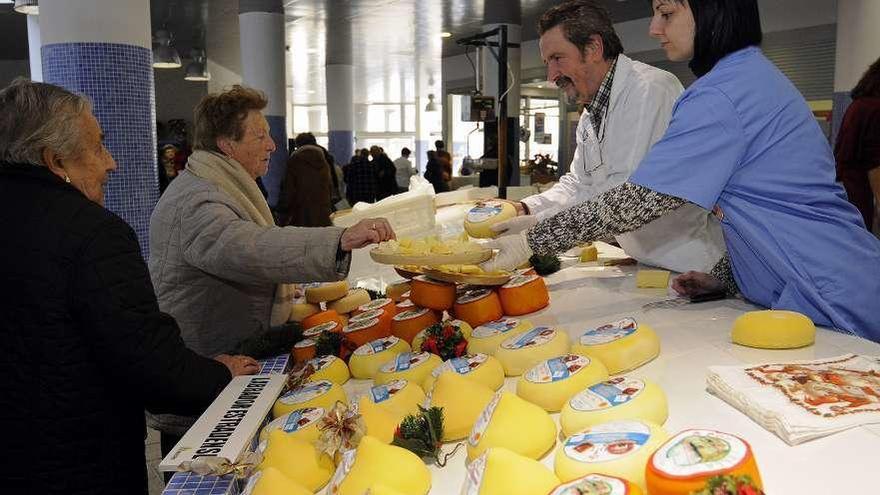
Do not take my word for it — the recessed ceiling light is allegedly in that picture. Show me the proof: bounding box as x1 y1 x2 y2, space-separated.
440 32 452 38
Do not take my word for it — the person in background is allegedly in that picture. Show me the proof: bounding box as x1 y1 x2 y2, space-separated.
345 147 377 204
371 145 398 200
835 56 880 233
485 0 880 342
424 149 450 193
158 143 178 193
147 85 394 456
280 132 333 227
435 139 453 189
291 132 343 210
0 79 258 495
393 146 416 190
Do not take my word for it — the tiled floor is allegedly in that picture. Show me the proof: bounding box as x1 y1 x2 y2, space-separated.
145 428 165 495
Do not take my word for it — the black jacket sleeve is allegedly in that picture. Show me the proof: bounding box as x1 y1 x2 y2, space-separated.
71 216 231 415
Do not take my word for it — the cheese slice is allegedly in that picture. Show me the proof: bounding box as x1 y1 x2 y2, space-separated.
305 281 349 303
548 473 643 495
273 379 347 419
343 316 388 347
245 466 313 495
464 200 517 238
259 429 335 492
327 436 431 495
301 309 344 332
635 270 670 289
259 406 325 444
374 351 442 387
349 336 411 379
327 288 372 315
391 307 441 344
453 288 504 328
292 338 316 364
516 354 609 412
646 429 763 495
498 274 550 316
731 310 815 349
469 317 533 356
429 370 496 441
555 420 669 490
290 300 321 322
410 276 456 311
386 281 412 302
570 317 660 374
467 391 557 461
495 326 571 376
303 354 350 385
560 376 668 437
423 352 504 391
461 447 561 495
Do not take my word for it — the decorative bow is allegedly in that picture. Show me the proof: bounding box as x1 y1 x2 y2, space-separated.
316 401 365 458
175 451 262 479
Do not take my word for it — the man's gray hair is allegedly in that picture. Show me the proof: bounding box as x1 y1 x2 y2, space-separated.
0 78 91 167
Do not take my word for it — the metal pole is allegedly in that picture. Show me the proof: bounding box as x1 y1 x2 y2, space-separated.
497 24 508 199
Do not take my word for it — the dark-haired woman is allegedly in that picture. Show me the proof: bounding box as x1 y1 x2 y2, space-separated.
836 57 880 232
485 0 880 341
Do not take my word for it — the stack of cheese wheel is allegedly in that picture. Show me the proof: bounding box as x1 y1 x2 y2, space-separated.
273 379 347 418
548 473 643 495
646 429 763 494
353 297 397 318
349 336 411 379
386 281 411 303
422 352 505 391
259 406 325 444
343 315 388 347
327 288 372 315
516 354 609 412
292 338 317 363
464 201 517 238
305 281 349 304
326 436 431 495
571 317 660 374
409 276 456 311
302 354 350 385
349 309 392 334
290 300 321 322
429 371 496 441
358 380 426 443
412 318 472 353
555 419 669 489
467 391 556 461
469 317 533 356
374 351 442 386
460 447 561 495
391 307 440 344
498 274 550 315
301 309 346 333
495 326 571 376
259 429 334 493
560 376 668 437
303 320 341 341
453 289 504 328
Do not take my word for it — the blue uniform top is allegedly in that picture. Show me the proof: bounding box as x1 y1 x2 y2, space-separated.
630 47 880 341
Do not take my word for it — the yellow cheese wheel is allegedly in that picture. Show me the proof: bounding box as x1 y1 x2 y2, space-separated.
410 276 456 311
461 447 561 495
327 288 372 315
292 338 317 364
464 200 517 238
579 244 599 263
290 300 321 322
348 336 411 379
304 354 350 385
467 391 557 461
495 326 571 376
302 320 341 340
516 354 609 412
560 376 668 437
646 429 763 495
327 435 431 495
386 281 411 302
391 307 441 344
273 379 347 419
555 420 669 490
429 370 495 441
498 274 550 316
453 288 504 328
358 394 402 444
247 466 313 495
343 316 388 347
549 473 643 495
635 270 670 289
259 406 325 444
731 310 815 349
570 317 660 375
301 309 345 332
469 317 533 356
374 351 442 387
260 429 334 492
423 353 505 391
366 378 426 417
305 280 349 303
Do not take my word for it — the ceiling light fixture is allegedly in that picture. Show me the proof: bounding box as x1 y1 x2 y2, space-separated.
424 93 437 112
13 0 38 15
440 32 452 38
153 29 182 69
184 49 210 81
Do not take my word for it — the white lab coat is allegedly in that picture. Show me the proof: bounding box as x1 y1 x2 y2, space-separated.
521 54 726 273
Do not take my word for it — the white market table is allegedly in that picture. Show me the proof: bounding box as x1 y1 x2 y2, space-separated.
338 243 880 495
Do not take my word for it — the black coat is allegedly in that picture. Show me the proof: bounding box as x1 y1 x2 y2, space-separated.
0 163 231 495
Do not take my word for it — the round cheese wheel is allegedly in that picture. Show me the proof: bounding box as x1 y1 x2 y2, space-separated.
494 326 571 376
464 200 517 238
731 310 815 349
343 317 388 347
429 370 496 441
348 336 411 379
260 429 334 492
411 318 473 354
548 473 643 495
350 307 394 335
303 354 350 385
646 429 763 495
246 467 313 495
290 300 321 322
516 354 609 412
423 352 505 391
357 395 401 444
453 289 503 328
259 406 325 444
292 338 317 363
570 317 660 374
273 379 347 419
327 435 431 495
560 376 668 437
498 274 550 316
302 320 341 340
386 281 411 302
301 309 344 333
327 289 372 315
467 391 557 461
555 419 669 489
374 351 442 387
469 317 533 356
354 297 397 317
461 447 561 495
304 281 349 303
364 378 426 417
396 298 415 312
391 307 441 344
410 276 456 311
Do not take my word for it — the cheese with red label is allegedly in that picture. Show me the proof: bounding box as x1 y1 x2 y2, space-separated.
570 317 660 374
560 376 668 437
494 326 571 376
516 354 609 412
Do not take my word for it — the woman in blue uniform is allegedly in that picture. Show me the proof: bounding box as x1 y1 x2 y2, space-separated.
485 0 880 341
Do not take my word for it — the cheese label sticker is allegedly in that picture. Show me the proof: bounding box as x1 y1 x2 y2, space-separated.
393 308 430 321
355 336 400 356
344 317 379 333
432 353 488 378
359 298 392 312
370 379 408 403
563 420 651 463
282 406 324 433
350 308 384 323
473 318 521 338
308 354 337 371
570 377 646 411
293 338 316 349
380 351 431 373
457 288 493 305
461 451 488 495
526 354 590 384
396 299 415 310
579 317 638 345
501 326 556 350
503 273 539 289
652 430 747 476
467 202 505 223
278 380 333 405
549 474 627 495
301 282 322 289
468 392 502 446
303 320 337 337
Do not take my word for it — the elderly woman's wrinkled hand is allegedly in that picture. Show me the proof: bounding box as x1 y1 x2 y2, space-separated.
215 354 261 377
340 218 395 251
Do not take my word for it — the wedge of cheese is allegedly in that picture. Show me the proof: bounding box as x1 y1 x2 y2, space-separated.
517 354 609 412
460 447 560 495
571 317 660 374
467 391 557 461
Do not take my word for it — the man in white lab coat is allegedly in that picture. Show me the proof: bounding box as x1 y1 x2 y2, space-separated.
496 0 724 273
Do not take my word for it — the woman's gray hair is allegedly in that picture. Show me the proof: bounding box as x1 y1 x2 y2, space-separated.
0 78 91 167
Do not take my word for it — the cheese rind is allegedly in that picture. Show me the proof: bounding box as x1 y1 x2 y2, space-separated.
560 376 668 437
374 351 442 387
348 336 411 379
272 379 347 419
305 281 350 303
343 317 387 347
290 300 321 322
468 317 533 356
386 281 412 302
357 380 426 443
391 307 441 344
516 354 609 412
422 352 504 391
464 200 517 238
570 317 660 374
260 429 335 492
410 276 456 311
453 289 504 328
301 309 344 332
259 406 325 444
304 354 350 385
292 338 316 363
731 310 815 349
248 467 313 495
429 370 496 441
498 274 550 315
460 447 561 495
328 436 431 495
327 289 372 315
467 391 557 461
494 326 571 376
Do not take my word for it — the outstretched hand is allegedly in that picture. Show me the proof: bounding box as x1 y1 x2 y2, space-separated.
479 232 534 272
340 218 396 251
672 271 724 297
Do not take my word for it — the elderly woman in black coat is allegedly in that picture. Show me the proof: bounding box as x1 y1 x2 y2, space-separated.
0 80 259 495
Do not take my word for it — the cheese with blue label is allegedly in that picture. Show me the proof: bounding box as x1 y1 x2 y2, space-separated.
272 379 347 419
516 354 609 412
494 326 571 376
259 406 325 444
349 336 411 379
560 376 668 436
374 351 442 386
570 317 660 374
468 317 533 356
422 352 504 391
